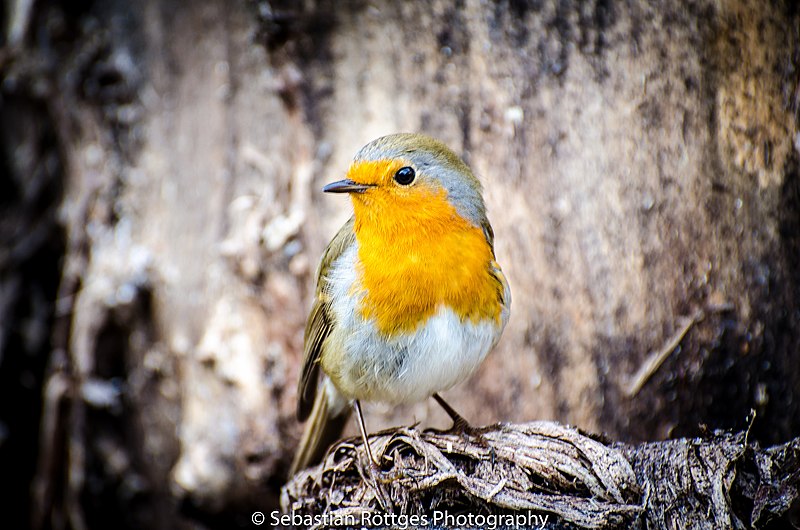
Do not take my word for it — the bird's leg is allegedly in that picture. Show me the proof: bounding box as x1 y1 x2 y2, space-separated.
431 393 494 458
353 399 380 467
432 393 473 432
353 400 394 510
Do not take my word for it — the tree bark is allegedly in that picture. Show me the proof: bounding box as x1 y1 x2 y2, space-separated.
1 0 798 528
282 422 800 529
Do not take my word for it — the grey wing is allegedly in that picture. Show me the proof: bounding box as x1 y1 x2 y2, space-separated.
481 220 496 257
297 217 356 421
481 219 510 308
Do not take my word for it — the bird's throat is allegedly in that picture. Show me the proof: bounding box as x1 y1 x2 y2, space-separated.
351 192 501 337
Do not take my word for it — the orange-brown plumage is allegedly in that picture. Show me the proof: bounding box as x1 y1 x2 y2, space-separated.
345 159 503 335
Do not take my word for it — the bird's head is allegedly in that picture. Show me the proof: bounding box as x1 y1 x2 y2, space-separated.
324 133 487 230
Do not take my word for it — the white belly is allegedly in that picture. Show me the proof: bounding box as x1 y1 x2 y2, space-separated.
324 244 507 405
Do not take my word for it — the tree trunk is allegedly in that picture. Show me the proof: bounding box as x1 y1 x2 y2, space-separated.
1 0 798 528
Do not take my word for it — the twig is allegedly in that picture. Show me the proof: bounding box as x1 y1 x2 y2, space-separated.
622 310 704 397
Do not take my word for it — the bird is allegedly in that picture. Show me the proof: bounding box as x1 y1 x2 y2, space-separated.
289 133 511 475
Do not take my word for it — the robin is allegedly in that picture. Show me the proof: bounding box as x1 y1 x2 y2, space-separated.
290 133 511 474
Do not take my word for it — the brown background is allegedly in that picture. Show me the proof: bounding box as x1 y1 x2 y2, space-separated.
1 0 799 528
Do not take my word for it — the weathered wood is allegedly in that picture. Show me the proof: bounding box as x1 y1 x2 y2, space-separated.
282 422 799 529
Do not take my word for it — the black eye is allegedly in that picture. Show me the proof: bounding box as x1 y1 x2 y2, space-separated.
393 166 416 185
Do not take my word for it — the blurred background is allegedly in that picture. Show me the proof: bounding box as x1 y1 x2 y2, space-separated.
1 0 799 528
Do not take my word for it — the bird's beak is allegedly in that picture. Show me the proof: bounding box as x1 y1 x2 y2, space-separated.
323 179 373 194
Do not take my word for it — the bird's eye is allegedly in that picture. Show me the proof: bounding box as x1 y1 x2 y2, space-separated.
393 166 416 185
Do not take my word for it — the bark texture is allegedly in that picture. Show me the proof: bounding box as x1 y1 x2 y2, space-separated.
1 0 799 528
282 422 800 529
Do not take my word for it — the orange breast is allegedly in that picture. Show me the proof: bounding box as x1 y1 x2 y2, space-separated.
351 186 502 337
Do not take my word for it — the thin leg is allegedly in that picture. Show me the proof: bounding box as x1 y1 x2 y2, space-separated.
432 393 472 432
352 400 392 510
353 400 379 466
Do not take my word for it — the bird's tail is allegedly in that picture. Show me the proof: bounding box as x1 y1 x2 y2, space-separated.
289 378 350 476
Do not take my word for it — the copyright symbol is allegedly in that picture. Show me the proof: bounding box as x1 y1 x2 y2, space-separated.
251 511 265 525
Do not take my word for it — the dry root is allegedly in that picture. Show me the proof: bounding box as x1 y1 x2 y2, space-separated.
282 421 800 529
282 421 643 529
